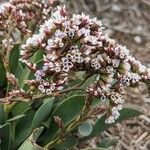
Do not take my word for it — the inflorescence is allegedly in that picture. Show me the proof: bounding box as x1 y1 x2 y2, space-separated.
0 0 56 46
5 5 150 123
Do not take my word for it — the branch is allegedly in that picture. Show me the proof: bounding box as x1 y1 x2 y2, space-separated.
0 87 85 104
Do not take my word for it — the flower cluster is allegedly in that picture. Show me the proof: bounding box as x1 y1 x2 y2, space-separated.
0 0 56 45
0 2 29 36
18 6 150 123
10 0 56 24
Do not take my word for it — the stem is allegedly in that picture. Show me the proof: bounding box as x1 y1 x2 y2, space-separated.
0 87 85 103
45 95 92 149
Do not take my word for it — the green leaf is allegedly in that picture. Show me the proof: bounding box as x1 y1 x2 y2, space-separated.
78 121 93 137
9 44 20 75
30 50 43 64
67 71 85 96
16 63 24 79
0 123 11 150
74 74 98 95
31 127 44 141
39 95 85 145
69 71 85 87
54 135 78 150
19 67 33 89
14 109 36 149
19 50 43 89
0 104 8 124
18 127 44 150
0 59 7 87
11 102 30 116
6 114 25 123
52 94 85 124
98 137 118 148
32 98 54 129
85 107 142 140
81 74 98 89
14 97 53 148
18 142 44 150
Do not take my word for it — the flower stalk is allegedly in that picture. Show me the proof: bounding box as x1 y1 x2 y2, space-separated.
45 94 93 149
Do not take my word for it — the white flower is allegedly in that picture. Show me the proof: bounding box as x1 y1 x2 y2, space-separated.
139 64 146 73
25 33 44 47
84 57 91 63
117 105 122 110
105 116 115 124
67 28 75 38
118 45 129 58
106 66 113 73
50 83 56 91
147 68 150 79
47 39 54 47
100 95 106 101
112 59 120 68
52 9 62 20
77 27 90 37
57 86 64 91
52 6 66 23
0 2 10 13
38 85 45 93
40 19 55 34
55 30 67 39
46 89 52 95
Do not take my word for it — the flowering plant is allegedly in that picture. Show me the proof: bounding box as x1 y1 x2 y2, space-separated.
0 0 150 149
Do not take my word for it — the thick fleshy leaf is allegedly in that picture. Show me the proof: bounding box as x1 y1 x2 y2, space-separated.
74 74 98 95
0 104 8 124
0 123 11 150
39 95 85 145
67 71 85 96
18 142 44 150
16 63 24 79
30 50 43 64
18 127 44 150
19 50 43 89
32 98 54 129
19 66 32 88
0 59 7 87
98 137 118 148
9 44 20 75
6 114 25 123
81 74 98 89
84 107 142 140
14 97 54 148
14 109 35 149
11 102 30 116
51 94 85 123
78 121 93 137
54 135 78 150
